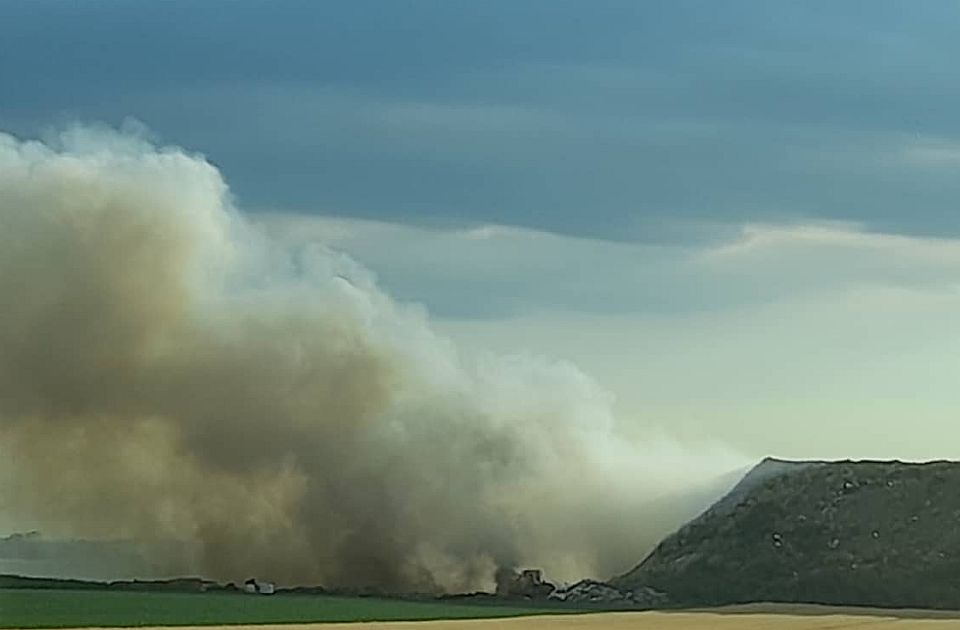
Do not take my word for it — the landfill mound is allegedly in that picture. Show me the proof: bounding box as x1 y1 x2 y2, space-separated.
615 458 960 610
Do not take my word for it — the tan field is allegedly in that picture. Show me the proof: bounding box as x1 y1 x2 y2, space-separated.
62 610 960 630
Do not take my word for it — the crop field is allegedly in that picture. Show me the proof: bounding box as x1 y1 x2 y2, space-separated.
0 589 565 629
7 590 960 630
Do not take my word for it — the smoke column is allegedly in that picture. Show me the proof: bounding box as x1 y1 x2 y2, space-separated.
0 127 744 592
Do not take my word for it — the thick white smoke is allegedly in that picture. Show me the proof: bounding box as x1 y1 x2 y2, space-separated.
0 127 745 591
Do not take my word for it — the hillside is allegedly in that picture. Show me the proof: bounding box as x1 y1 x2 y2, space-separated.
615 457 960 610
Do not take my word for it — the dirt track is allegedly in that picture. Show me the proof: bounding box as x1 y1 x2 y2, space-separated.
76 611 960 630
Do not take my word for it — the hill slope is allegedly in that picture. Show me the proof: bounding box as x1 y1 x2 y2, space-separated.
615 457 960 610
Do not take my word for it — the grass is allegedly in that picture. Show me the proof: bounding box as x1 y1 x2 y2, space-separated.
0 588 568 628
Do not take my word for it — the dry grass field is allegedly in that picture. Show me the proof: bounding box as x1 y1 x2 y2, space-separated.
48 610 960 630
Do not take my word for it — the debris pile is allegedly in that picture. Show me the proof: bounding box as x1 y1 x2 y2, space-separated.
494 568 555 599
550 579 667 607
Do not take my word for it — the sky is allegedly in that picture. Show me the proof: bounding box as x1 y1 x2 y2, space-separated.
3 1 960 461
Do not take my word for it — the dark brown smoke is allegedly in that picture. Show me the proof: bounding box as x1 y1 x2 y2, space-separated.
0 127 745 592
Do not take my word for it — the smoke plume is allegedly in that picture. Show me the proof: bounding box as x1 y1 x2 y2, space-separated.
0 127 743 592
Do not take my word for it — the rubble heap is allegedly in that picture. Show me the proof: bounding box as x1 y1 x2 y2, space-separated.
495 568 555 599
550 579 667 607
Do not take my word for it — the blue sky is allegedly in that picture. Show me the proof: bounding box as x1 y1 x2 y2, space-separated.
5 1 960 460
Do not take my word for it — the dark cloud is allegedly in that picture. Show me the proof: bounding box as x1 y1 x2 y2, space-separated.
2 1 960 241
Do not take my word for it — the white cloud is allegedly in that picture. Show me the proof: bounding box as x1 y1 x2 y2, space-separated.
901 138 960 166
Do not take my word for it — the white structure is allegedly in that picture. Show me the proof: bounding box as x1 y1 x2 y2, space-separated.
243 578 275 595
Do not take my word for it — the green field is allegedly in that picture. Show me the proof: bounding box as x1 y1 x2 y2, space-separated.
0 589 567 628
